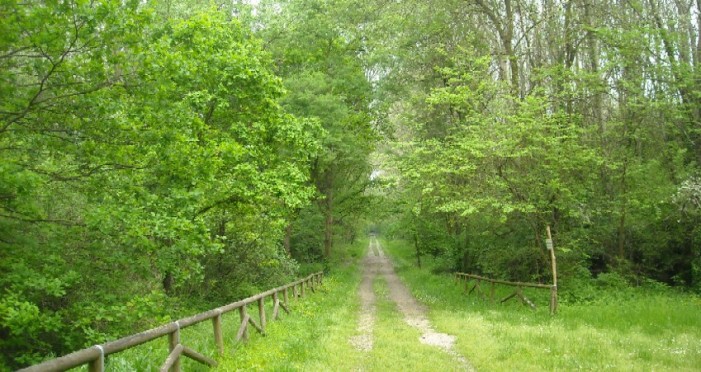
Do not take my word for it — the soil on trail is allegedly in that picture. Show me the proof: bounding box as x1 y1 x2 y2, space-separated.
350 237 473 370
348 240 377 352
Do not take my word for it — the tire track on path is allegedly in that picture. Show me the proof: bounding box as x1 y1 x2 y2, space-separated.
352 236 474 370
349 237 381 352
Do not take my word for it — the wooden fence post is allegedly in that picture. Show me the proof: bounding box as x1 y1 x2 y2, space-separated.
272 291 280 320
212 313 224 355
168 322 181 372
546 226 558 315
258 297 266 332
284 287 289 305
87 346 104 372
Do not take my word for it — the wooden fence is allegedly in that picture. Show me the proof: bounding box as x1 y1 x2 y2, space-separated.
455 227 559 315
18 272 324 372
454 273 557 314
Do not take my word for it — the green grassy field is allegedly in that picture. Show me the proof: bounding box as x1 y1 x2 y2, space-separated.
216 237 462 371
382 239 701 371
104 237 701 371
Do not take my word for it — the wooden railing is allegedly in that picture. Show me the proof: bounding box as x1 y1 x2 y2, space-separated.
18 272 324 372
455 226 559 315
454 272 557 315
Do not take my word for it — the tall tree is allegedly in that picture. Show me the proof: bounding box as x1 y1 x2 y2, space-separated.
0 3 321 367
370 0 700 286
256 0 377 258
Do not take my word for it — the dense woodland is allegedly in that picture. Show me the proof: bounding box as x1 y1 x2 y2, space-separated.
1 0 701 368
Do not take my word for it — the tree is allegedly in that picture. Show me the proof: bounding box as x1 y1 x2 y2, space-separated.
0 3 321 367
370 0 700 288
256 0 377 259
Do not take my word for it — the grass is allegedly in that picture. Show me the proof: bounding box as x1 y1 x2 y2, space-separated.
94 236 701 371
366 277 458 371
381 238 701 371
218 237 461 371
98 239 368 372
214 238 367 370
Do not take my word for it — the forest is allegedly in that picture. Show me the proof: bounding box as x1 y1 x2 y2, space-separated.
2 0 701 369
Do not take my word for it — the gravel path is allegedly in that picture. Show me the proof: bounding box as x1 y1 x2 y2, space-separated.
350 237 474 370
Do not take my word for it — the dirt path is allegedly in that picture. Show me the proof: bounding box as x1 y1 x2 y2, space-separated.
350 237 474 370
349 238 379 352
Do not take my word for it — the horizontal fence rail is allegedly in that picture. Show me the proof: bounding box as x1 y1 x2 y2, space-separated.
454 272 557 315
18 272 324 372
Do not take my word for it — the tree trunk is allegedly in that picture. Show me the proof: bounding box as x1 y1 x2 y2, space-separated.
617 156 629 260
473 0 519 95
504 0 520 97
324 211 333 258
414 230 422 269
283 222 292 255
323 189 334 258
162 271 174 294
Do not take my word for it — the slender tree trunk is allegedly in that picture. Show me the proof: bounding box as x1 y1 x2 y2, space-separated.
414 230 422 268
283 222 292 255
650 0 701 163
473 0 519 95
617 157 629 260
324 212 333 257
324 189 334 258
162 271 174 294
504 0 520 96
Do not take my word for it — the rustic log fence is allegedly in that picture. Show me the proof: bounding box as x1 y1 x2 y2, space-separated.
455 226 558 315
454 273 556 314
18 272 324 372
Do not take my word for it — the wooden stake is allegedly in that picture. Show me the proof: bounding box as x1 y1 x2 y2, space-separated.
248 317 264 335
212 314 223 355
272 295 280 320
168 323 181 372
546 225 558 315
160 344 183 372
87 346 104 372
238 307 249 342
181 345 217 367
258 298 266 332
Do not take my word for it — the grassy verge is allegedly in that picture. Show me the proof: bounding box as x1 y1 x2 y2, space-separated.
382 238 701 371
218 237 463 371
214 238 367 370
96 239 366 371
